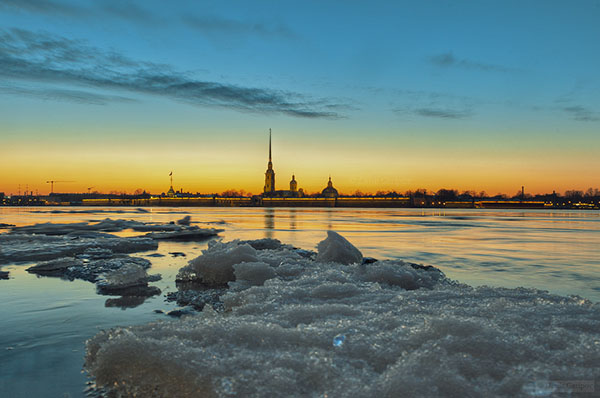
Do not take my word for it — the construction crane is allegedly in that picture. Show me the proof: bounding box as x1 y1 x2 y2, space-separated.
46 180 74 194
87 186 95 194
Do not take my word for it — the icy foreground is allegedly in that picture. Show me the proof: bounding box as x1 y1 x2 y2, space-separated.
85 233 600 398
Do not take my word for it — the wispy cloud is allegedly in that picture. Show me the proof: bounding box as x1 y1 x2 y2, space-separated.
0 84 136 105
0 28 344 118
563 106 599 122
100 2 161 25
394 106 472 119
393 89 475 119
429 52 513 73
0 0 86 17
413 108 472 119
183 15 296 42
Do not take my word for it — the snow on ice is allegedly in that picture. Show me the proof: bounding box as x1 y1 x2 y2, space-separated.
85 232 600 397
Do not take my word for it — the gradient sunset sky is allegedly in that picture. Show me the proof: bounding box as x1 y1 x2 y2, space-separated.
1 0 599 196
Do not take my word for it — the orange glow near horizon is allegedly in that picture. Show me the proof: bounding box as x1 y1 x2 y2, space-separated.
1 134 598 197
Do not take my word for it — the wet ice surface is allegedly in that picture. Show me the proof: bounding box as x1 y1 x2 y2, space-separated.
86 234 600 398
9 217 222 238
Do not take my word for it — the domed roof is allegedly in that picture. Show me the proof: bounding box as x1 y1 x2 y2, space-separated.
321 176 338 197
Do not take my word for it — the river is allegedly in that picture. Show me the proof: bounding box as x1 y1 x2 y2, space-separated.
0 207 598 397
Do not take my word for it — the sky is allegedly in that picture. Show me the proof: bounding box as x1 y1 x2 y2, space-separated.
1 0 599 196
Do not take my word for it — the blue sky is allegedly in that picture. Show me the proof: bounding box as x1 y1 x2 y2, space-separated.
1 0 599 194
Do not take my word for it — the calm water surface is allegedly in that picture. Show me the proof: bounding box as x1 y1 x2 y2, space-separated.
0 206 599 397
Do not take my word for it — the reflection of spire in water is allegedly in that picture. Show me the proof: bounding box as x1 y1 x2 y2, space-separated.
289 208 297 230
264 208 275 239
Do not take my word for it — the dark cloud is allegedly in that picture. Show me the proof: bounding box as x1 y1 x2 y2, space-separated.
0 84 136 105
429 52 512 73
183 15 296 40
563 106 599 122
0 0 86 16
0 28 343 118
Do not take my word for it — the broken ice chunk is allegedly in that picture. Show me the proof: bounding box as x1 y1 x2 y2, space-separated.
96 263 160 297
177 215 191 226
316 231 363 265
177 241 258 285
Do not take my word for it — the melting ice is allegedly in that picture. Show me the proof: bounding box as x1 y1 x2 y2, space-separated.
84 232 600 397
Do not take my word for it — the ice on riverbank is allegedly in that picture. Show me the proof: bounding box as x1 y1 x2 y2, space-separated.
84 232 600 397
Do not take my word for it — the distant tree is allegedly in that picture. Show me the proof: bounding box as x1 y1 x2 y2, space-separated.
460 190 476 199
436 189 458 201
353 190 364 197
565 190 584 200
133 188 144 195
221 189 241 197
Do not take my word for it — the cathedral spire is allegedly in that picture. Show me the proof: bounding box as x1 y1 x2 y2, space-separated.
264 128 275 194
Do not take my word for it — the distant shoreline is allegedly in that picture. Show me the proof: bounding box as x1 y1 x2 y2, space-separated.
1 196 598 210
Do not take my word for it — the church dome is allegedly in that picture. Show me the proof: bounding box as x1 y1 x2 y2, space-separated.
321 176 338 198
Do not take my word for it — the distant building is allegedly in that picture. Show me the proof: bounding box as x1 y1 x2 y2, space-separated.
264 129 275 194
290 175 298 192
321 176 339 198
261 129 303 198
167 171 175 197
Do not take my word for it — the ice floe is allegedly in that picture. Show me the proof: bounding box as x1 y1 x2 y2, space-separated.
96 263 161 297
0 218 221 265
9 217 222 239
0 233 158 264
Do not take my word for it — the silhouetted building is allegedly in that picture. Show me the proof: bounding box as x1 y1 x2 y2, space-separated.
321 176 339 198
264 129 275 194
165 171 176 197
261 130 303 198
290 175 298 192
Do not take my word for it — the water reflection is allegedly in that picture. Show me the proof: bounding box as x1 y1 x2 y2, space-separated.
264 208 275 238
104 296 147 309
289 208 297 230
325 208 333 231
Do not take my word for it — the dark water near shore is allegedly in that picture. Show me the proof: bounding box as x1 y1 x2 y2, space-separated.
0 207 599 397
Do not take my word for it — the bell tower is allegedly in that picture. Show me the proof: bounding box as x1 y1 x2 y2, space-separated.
264 128 275 194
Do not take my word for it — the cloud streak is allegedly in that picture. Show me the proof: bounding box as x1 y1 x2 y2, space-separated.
0 84 136 105
563 106 599 122
414 108 472 119
0 28 344 118
429 52 513 73
0 0 86 17
183 15 296 40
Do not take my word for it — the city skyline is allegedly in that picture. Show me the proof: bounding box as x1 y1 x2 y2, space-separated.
1 1 599 195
